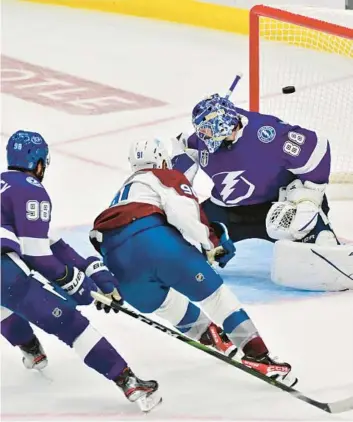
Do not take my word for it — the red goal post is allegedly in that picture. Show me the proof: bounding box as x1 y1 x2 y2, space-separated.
249 5 353 187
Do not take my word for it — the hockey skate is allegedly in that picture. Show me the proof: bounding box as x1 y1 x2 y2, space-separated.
241 353 298 387
200 323 238 357
19 335 48 370
115 367 162 413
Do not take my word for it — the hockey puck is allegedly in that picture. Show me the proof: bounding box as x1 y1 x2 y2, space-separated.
282 86 296 94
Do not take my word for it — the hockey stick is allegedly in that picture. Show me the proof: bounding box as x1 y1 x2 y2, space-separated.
91 291 353 414
225 73 243 99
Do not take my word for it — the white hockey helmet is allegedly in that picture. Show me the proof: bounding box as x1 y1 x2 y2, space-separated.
128 139 172 172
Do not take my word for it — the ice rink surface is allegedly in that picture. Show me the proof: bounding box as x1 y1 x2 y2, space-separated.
1 1 353 420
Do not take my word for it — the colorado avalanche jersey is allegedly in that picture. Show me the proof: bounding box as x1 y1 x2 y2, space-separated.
1 171 90 281
93 169 218 250
172 108 331 207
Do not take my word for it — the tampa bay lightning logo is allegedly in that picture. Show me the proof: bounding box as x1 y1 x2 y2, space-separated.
31 135 43 145
257 126 276 143
212 171 255 205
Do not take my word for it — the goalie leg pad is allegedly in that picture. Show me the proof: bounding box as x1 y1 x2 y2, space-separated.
272 240 353 291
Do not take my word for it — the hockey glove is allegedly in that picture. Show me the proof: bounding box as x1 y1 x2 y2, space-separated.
287 180 326 241
55 266 97 305
266 180 327 241
85 257 123 313
175 132 189 150
210 222 236 268
205 246 227 266
94 288 123 314
85 257 120 292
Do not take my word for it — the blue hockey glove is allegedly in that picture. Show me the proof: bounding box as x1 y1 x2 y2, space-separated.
210 222 235 268
85 257 123 313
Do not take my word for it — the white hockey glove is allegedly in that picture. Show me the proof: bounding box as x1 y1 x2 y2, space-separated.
56 267 97 305
169 132 189 156
266 179 326 241
175 132 189 150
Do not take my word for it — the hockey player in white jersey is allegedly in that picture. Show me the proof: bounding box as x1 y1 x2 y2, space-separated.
90 138 298 387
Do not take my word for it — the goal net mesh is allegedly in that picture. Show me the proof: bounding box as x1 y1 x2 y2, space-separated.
252 7 353 185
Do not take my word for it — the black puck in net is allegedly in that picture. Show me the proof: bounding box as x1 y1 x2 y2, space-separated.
282 86 296 94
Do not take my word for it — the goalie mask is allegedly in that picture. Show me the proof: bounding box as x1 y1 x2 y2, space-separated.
129 139 172 172
192 94 240 153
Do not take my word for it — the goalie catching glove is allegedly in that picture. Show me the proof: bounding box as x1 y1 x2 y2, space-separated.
266 179 328 242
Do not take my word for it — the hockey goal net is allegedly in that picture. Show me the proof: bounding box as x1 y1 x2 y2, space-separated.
249 5 353 192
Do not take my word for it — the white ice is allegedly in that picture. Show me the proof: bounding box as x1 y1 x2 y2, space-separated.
1 1 353 420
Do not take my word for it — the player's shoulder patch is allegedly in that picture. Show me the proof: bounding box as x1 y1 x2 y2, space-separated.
257 125 277 144
200 149 209 167
26 176 43 188
22 175 50 201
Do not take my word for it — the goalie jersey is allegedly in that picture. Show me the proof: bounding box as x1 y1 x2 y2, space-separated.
172 108 331 207
92 168 218 251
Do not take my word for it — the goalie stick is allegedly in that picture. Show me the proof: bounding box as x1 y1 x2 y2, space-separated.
91 291 353 415
225 73 243 99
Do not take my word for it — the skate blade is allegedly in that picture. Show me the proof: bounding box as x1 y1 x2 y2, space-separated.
136 392 162 413
285 376 298 388
276 373 298 388
22 357 48 371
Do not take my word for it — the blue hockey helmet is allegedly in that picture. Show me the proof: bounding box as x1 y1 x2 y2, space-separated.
7 130 50 171
192 94 240 153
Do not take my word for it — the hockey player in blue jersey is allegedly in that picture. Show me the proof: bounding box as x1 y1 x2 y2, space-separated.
1 130 161 412
90 138 298 387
